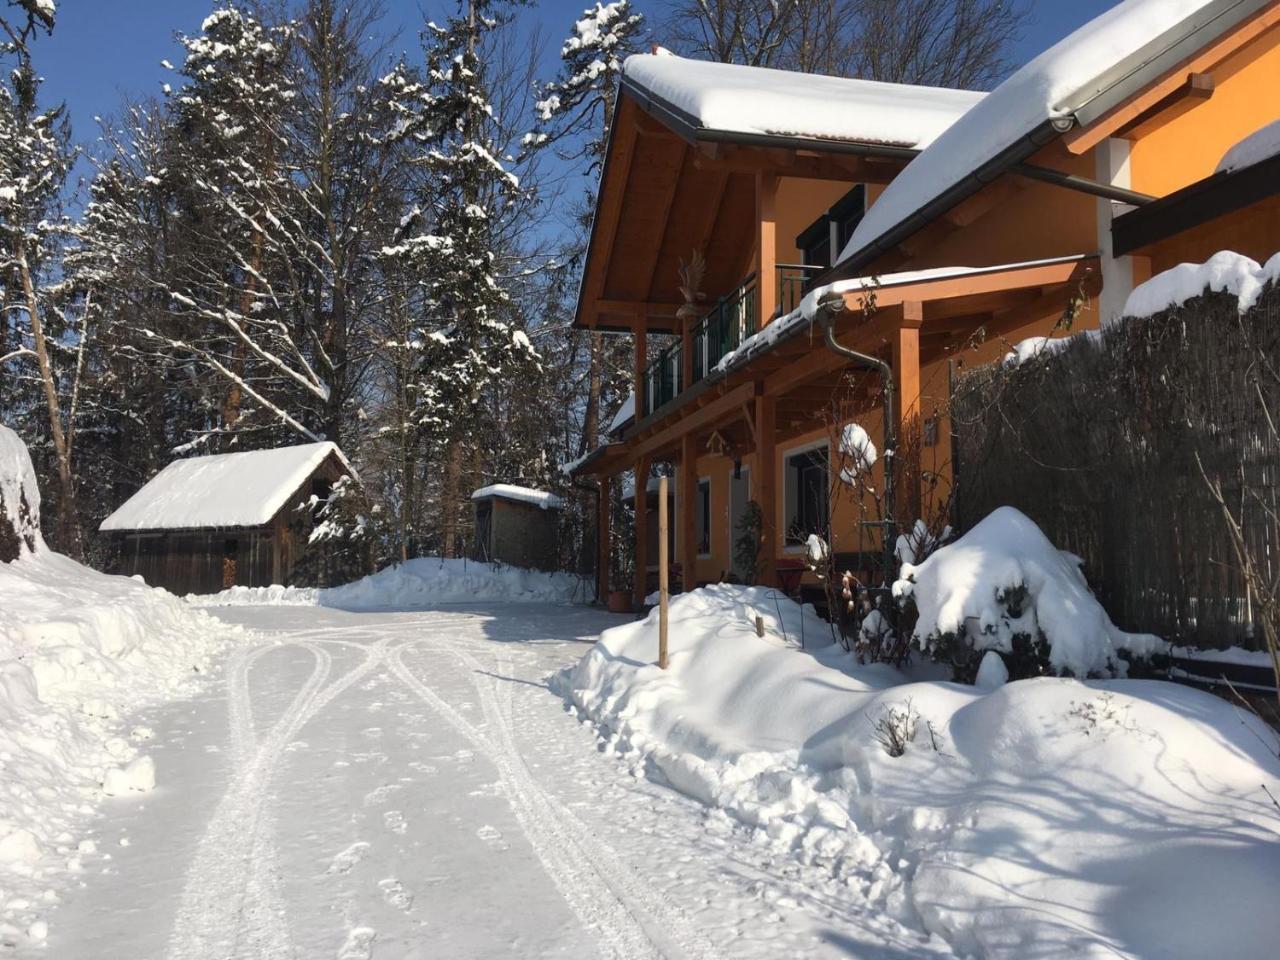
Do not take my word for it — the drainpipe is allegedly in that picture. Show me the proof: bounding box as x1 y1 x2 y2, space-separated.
813 293 897 580
572 476 602 604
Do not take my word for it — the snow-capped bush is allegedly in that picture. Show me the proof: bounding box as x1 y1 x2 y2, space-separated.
0 423 42 561
838 422 877 483
893 506 1165 680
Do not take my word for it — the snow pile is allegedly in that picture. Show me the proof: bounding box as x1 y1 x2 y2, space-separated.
623 52 981 148
470 483 564 510
1217 117 1280 173
895 507 1164 676
0 428 247 946
555 583 1280 959
0 424 42 559
196 556 585 608
1122 249 1280 318
840 0 1232 264
837 422 877 483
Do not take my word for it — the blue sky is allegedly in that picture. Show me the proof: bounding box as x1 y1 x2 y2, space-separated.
36 0 1119 195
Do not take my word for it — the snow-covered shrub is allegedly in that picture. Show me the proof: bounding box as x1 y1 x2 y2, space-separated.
0 424 42 561
893 507 1165 681
837 422 877 484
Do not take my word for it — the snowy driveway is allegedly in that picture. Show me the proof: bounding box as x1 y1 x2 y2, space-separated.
37 604 945 960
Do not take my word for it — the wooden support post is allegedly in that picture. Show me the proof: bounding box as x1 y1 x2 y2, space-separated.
755 171 778 330
681 315 694 392
658 474 669 669
679 432 698 592
633 455 650 607
597 475 612 604
754 390 777 586
894 303 924 525
632 311 647 419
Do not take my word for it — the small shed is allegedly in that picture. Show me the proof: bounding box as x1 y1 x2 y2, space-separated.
471 483 563 571
100 441 354 594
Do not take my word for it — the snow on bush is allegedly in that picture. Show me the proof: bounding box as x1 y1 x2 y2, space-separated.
1122 249 1280 319
0 424 42 560
196 556 586 608
555 583 1280 959
894 507 1164 677
837 422 877 483
0 425 247 946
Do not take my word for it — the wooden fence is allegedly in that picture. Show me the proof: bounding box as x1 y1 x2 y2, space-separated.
952 284 1280 652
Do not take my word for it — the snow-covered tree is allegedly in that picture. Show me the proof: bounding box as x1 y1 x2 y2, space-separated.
0 1 80 553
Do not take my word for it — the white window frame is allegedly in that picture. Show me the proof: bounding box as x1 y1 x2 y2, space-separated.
781 438 830 554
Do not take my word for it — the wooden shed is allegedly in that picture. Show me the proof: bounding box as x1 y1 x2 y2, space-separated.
99 442 354 594
471 484 563 572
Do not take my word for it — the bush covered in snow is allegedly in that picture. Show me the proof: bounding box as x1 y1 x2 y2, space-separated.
195 555 588 608
0 425 247 945
894 507 1165 681
555 583 1280 960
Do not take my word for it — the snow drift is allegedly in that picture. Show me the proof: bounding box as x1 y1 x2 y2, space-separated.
895 506 1165 677
195 556 587 608
555 583 1280 959
0 424 246 947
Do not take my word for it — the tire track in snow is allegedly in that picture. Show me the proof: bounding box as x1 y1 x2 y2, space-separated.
165 639 383 960
388 631 727 960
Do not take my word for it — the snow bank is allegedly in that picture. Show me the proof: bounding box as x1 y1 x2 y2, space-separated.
1217 117 1280 173
0 424 42 559
555 583 1280 959
196 556 586 608
0 427 246 947
895 507 1164 677
1122 249 1280 318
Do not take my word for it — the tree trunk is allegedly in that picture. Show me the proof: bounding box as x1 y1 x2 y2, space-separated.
18 251 81 557
582 331 603 454
441 439 463 559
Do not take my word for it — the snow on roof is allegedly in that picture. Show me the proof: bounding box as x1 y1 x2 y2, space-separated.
623 52 983 149
838 0 1249 266
1216 117 1280 173
1122 249 1280 318
99 442 350 532
471 483 564 510
608 392 635 434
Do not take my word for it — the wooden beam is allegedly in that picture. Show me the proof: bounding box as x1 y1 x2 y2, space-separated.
579 108 640 328
630 382 757 462
1115 72 1214 141
638 140 689 302
632 311 647 420
691 143 905 183
693 169 731 260
756 171 778 330
754 391 777 587
679 433 698 592
894 305 923 524
633 455 650 607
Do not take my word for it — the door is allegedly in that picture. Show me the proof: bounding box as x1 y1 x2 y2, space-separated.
728 467 751 580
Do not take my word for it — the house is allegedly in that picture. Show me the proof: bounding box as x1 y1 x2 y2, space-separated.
471 484 563 571
570 0 1280 608
100 441 354 594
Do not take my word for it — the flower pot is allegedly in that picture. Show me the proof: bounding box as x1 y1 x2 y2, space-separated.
607 590 633 614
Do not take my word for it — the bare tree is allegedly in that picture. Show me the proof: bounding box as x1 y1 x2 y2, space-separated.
658 0 1027 88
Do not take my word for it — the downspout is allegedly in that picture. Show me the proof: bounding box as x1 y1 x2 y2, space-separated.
813 292 898 580
572 476 602 604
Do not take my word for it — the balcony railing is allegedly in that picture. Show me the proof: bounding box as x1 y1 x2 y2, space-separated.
641 263 827 417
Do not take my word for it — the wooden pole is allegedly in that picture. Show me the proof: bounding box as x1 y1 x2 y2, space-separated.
658 474 669 669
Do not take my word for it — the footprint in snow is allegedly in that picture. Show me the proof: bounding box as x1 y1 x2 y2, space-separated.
383 811 408 835
476 825 508 851
337 926 377 959
326 841 371 875
378 878 414 912
363 784 403 806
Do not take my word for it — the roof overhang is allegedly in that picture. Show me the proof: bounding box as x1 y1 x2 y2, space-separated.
1112 152 1280 255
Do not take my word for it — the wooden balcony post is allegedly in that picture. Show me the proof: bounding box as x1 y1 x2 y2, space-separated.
633 455 650 607
754 390 777 586
681 315 695 393
755 171 778 330
632 310 647 419
894 302 924 525
679 433 698 592
597 474 612 604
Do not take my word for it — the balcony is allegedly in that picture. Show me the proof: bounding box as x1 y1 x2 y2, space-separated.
642 263 824 417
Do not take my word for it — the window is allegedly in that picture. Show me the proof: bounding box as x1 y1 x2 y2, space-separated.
695 478 712 556
784 445 829 546
795 184 866 269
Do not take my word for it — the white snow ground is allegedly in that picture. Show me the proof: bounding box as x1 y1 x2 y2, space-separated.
31 603 948 960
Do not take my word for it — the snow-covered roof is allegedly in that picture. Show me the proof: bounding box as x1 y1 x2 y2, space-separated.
622 51 983 149
471 483 564 510
838 0 1263 266
100 442 350 532
608 392 635 435
1216 117 1280 173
